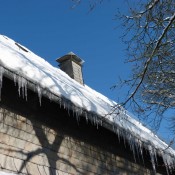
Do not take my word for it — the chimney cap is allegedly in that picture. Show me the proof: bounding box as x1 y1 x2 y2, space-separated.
56 51 84 65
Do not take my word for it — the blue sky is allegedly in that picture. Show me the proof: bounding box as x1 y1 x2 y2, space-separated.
0 0 173 144
0 0 129 101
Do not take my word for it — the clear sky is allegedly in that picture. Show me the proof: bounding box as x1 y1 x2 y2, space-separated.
0 0 130 100
0 0 173 145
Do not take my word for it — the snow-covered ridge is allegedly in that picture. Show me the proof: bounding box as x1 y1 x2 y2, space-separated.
0 35 175 173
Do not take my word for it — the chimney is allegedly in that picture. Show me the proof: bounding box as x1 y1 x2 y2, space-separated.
56 52 84 85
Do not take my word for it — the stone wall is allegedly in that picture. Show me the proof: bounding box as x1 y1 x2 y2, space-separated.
0 107 161 175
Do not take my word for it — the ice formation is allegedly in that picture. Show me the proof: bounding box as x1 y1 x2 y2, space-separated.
0 35 175 173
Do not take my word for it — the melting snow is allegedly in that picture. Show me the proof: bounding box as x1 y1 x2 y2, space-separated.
0 35 175 173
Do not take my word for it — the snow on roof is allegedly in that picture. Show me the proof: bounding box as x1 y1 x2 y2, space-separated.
0 35 175 172
56 51 85 65
0 171 16 175
67 51 76 55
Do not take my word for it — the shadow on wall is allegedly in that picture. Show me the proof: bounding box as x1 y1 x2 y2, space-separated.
19 123 82 175
0 108 83 175
0 107 158 175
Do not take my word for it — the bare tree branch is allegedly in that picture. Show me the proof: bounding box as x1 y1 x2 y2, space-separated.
123 12 175 106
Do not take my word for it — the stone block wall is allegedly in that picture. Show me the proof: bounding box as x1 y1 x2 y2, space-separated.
0 107 160 175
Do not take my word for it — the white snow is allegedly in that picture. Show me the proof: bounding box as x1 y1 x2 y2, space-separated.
0 171 16 175
67 51 76 55
0 35 175 172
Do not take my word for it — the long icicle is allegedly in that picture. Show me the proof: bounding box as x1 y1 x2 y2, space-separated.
0 66 4 100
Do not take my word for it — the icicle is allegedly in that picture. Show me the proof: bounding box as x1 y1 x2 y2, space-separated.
21 77 27 100
66 102 71 117
85 111 88 123
116 128 121 142
75 107 80 123
153 148 158 167
13 74 17 86
65 101 68 109
37 85 42 106
93 114 97 126
51 93 55 101
134 138 142 162
17 76 28 100
17 75 22 97
72 106 79 124
0 66 4 100
138 140 145 164
24 79 28 100
48 92 51 100
129 135 136 162
131 142 136 162
148 145 156 174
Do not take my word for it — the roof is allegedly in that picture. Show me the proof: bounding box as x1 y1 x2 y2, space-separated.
0 35 175 173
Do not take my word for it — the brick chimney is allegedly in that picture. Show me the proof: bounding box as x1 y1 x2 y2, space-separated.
56 52 84 85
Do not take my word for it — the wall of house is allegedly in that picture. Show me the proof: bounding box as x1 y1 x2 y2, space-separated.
0 77 166 175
